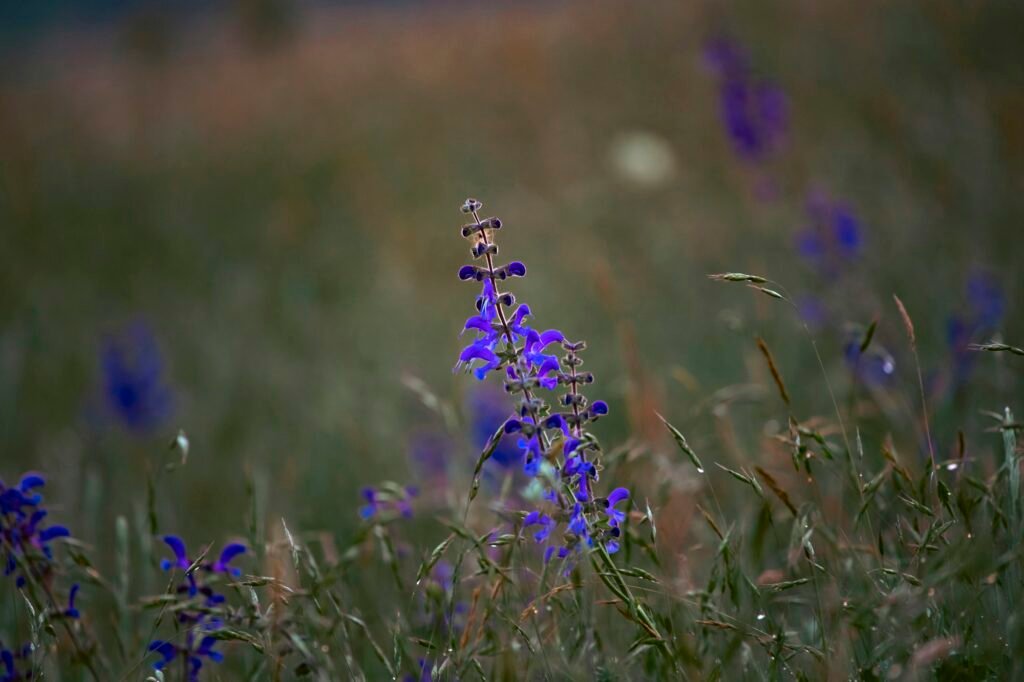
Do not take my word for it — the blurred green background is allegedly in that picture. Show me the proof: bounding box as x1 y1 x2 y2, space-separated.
2 0 1022 570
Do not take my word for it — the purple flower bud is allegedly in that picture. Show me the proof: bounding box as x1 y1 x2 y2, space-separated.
458 265 478 281
591 401 609 416
507 261 526 277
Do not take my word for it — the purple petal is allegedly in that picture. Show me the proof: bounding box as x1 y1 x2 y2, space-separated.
162 535 189 568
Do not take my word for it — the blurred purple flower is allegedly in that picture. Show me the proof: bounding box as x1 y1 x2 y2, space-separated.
408 430 451 485
795 190 863 276
704 36 788 163
796 295 830 331
947 269 1006 385
358 485 417 520
0 642 32 682
100 322 174 433
844 335 895 387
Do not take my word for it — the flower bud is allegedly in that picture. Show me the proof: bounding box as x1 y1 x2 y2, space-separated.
462 198 483 213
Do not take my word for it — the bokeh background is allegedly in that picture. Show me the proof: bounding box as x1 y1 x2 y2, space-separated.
3 0 1023 577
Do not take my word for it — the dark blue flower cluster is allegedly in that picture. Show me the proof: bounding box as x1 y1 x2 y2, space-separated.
1 473 72 589
704 36 787 165
100 323 174 433
148 536 246 680
454 198 629 569
795 190 863 278
0 642 32 682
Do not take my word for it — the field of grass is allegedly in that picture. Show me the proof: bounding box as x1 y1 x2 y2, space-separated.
2 1 1023 679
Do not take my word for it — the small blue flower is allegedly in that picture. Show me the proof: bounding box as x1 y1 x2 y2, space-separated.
523 511 556 544
148 632 225 682
844 336 895 387
603 488 630 528
795 191 863 276
64 583 81 619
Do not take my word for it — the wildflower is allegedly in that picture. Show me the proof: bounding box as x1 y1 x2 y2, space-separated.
603 488 630 528
843 332 895 387
0 642 32 682
408 430 451 484
523 511 556 544
64 583 81 619
947 269 1006 385
1 473 72 588
795 190 863 276
704 36 787 164
358 485 417 520
158 535 246 608
100 322 174 433
453 198 623 567
148 632 224 682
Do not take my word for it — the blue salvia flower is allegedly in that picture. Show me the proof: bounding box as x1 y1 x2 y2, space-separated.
148 632 225 682
795 190 863 277
603 488 630 528
1 473 72 588
150 536 245 678
0 642 32 682
523 511 556 544
704 36 787 164
100 322 174 433
158 535 245 608
454 198 626 565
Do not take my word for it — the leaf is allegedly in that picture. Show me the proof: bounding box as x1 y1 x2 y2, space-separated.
468 423 506 505
858 319 878 354
756 337 790 406
655 412 704 472
755 466 797 516
748 285 786 301
416 534 455 583
968 342 1024 356
707 272 768 284
893 294 916 347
